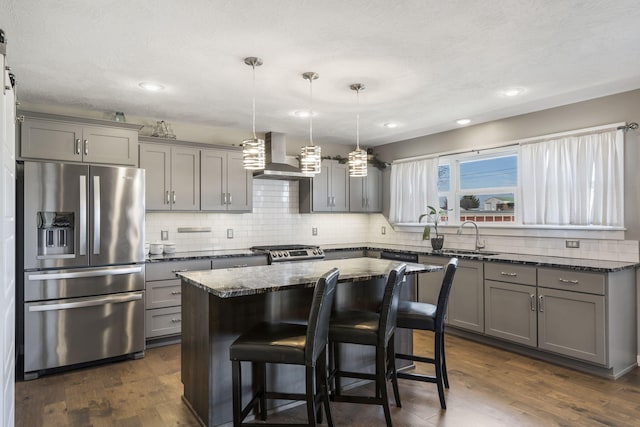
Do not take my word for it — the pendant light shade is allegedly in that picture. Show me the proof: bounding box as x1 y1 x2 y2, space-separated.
300 72 321 174
348 83 368 177
242 57 265 170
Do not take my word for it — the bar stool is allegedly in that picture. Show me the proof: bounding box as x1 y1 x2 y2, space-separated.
328 264 407 427
396 258 458 409
229 268 340 427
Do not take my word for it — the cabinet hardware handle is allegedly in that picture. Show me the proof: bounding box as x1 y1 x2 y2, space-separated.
232 264 248 268
327 196 331 206
332 196 336 207
500 271 517 276
538 295 544 312
171 269 187 273
530 294 536 311
75 138 81 154
172 191 176 204
228 193 232 204
222 193 227 205
171 318 182 323
170 291 182 295
83 139 88 156
165 190 170 204
558 278 579 284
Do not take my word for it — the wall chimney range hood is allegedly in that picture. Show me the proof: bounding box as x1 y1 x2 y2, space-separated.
253 132 313 180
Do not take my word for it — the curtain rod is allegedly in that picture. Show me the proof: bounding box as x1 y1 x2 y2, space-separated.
392 121 629 165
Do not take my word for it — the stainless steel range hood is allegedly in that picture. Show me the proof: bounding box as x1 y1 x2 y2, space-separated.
253 132 313 180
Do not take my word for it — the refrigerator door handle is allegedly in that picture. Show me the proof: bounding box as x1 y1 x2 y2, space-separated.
79 175 87 256
93 175 101 254
28 292 143 312
27 265 143 281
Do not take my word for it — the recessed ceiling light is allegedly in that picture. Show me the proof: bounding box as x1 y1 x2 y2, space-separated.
292 110 316 118
139 82 164 92
456 119 471 125
500 87 525 97
383 122 398 128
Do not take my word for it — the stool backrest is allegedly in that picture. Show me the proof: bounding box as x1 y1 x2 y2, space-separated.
435 258 459 331
306 268 340 365
379 264 407 346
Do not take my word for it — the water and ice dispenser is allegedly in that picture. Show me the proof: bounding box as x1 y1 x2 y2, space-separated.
37 212 75 257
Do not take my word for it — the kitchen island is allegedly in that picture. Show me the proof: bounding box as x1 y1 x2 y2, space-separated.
177 257 442 427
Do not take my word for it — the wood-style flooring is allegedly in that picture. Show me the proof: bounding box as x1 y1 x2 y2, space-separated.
15 331 640 426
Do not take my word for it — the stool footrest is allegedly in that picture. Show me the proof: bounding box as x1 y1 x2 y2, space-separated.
396 352 436 365
331 394 385 405
397 371 438 383
332 370 376 382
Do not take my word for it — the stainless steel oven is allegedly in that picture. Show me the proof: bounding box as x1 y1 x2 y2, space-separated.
251 245 325 264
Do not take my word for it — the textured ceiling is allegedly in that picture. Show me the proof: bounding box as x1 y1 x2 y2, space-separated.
3 0 640 146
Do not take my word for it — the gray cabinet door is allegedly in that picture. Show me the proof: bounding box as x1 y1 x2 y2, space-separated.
538 287 606 365
417 256 484 333
485 280 537 347
226 151 253 212
331 161 349 212
21 118 83 162
83 126 138 166
200 148 227 211
171 147 200 211
139 143 171 210
312 160 332 211
448 260 484 333
349 167 381 212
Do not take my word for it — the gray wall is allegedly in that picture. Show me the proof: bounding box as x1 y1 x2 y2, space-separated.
375 89 640 240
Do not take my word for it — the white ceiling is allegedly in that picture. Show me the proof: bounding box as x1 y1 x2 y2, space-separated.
3 0 640 147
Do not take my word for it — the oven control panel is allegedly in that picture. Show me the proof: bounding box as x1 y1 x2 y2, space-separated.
269 248 324 262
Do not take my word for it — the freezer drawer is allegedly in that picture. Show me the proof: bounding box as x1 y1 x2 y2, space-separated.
24 291 145 374
24 264 145 301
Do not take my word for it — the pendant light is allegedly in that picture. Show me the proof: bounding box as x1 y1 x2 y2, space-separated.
348 83 368 177
242 57 265 170
300 72 321 174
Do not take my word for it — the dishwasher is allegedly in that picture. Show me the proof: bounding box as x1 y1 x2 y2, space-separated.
380 251 418 301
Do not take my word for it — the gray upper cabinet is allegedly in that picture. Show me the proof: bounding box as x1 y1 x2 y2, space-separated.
301 159 349 212
418 255 484 333
201 148 252 212
140 143 200 211
20 114 139 166
349 166 382 212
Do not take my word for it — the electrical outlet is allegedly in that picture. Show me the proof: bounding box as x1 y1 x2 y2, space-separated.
381 226 386 235
161 230 169 240
227 228 233 239
565 240 580 248
312 227 318 236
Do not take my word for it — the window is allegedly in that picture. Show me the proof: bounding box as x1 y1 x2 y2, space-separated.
439 150 518 224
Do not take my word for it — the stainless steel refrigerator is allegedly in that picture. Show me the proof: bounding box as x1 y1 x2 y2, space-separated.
17 161 146 379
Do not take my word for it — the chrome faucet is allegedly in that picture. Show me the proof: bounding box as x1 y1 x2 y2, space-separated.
457 220 485 251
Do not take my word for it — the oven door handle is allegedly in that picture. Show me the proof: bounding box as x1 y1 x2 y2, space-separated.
27 266 143 281
28 293 143 312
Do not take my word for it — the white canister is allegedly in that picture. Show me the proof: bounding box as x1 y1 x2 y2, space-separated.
163 243 176 254
149 243 164 255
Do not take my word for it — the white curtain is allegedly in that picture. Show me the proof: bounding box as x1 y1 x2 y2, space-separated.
519 130 623 226
389 157 439 223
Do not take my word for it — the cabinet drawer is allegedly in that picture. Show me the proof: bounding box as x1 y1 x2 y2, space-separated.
211 255 267 269
538 268 605 295
146 307 181 338
485 263 536 286
146 279 181 309
146 259 211 281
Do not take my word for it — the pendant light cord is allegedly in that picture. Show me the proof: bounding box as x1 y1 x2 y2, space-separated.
251 63 257 139
356 87 360 150
309 77 314 146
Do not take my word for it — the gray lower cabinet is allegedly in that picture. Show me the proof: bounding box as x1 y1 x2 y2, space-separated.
484 280 537 347
349 166 382 212
145 259 211 342
323 249 366 260
20 113 139 166
201 148 253 212
211 255 267 269
418 256 484 333
139 142 200 211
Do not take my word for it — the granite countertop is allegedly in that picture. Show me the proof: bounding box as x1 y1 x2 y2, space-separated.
177 257 441 298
